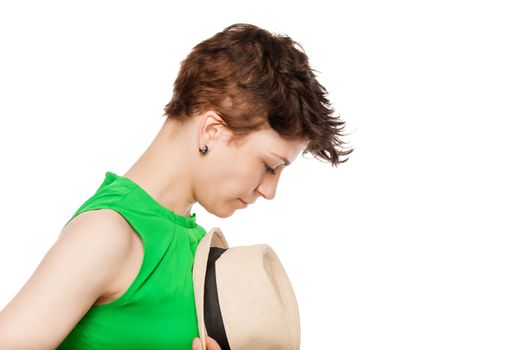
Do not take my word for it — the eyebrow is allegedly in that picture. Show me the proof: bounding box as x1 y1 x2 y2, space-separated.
270 152 291 166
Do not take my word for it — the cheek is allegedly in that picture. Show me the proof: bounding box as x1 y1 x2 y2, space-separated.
220 175 253 201
209 162 260 200
225 178 246 197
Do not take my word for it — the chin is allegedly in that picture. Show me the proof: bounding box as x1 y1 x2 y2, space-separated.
203 199 242 218
209 204 237 218
214 209 235 218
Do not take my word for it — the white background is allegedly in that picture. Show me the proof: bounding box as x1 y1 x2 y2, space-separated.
1 1 523 349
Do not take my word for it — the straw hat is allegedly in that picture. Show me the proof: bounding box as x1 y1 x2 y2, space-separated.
192 227 301 350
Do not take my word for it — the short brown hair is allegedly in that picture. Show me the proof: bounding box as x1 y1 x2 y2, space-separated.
163 23 354 167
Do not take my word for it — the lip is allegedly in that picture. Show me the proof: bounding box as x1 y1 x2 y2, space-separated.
239 199 248 207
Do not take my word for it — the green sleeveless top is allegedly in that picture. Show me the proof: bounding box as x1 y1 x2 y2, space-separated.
56 171 207 350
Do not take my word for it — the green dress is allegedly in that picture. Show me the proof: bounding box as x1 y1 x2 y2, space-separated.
56 171 207 349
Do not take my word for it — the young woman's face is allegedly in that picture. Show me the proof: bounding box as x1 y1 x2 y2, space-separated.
197 125 307 218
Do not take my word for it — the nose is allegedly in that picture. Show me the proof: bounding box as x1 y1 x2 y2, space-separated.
256 174 280 201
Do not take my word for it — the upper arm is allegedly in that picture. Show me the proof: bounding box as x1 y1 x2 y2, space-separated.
0 209 133 350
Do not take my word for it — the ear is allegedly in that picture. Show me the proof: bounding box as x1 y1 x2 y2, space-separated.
198 110 231 148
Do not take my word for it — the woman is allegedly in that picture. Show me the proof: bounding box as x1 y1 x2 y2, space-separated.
0 23 353 349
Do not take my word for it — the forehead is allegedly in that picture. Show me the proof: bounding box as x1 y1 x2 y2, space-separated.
245 128 307 157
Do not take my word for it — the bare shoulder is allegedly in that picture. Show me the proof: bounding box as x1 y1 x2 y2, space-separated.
56 208 138 297
59 208 134 243
61 209 142 305
0 208 135 349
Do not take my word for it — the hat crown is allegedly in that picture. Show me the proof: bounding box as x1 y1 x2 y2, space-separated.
217 244 300 349
193 227 301 350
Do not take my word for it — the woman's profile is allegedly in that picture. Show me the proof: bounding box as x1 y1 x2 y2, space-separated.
0 23 353 349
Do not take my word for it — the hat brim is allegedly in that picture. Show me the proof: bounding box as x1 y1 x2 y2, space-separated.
192 227 229 350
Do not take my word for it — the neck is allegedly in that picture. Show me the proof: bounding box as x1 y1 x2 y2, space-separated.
123 118 196 218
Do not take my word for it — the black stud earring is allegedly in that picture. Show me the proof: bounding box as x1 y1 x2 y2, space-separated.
199 145 209 154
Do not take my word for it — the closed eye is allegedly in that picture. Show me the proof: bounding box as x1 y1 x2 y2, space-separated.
264 163 276 175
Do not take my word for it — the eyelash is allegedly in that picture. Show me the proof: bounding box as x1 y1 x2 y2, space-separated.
264 163 276 175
